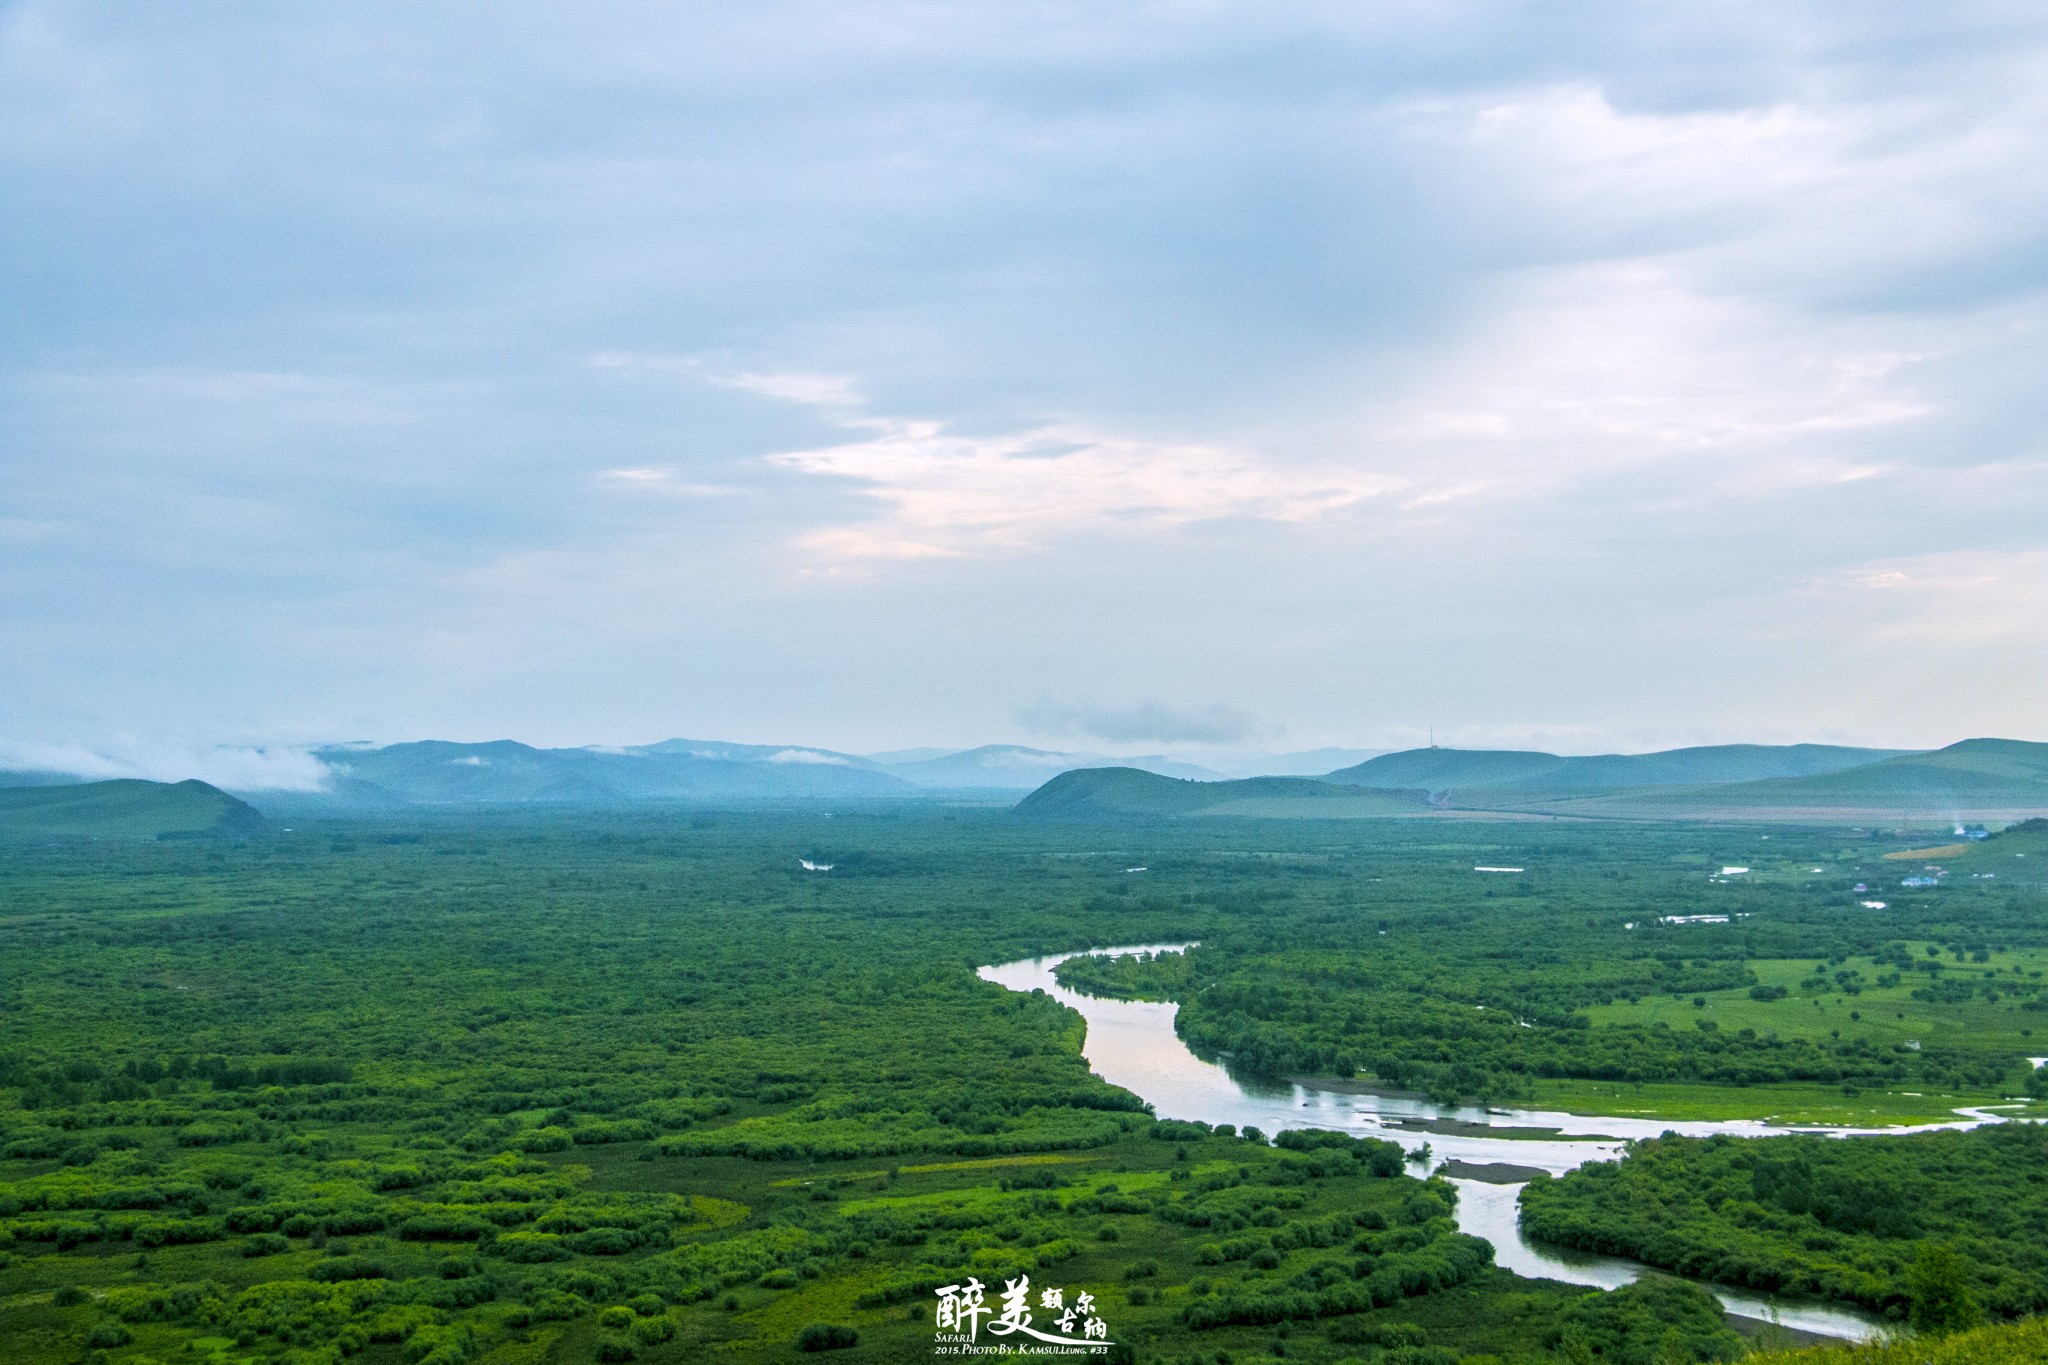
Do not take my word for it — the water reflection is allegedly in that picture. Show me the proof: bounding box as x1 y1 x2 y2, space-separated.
980 944 1942 1341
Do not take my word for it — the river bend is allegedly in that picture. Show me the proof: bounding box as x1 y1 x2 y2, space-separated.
978 944 2007 1341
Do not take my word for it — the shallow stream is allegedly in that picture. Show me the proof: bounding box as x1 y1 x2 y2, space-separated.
978 943 2009 1341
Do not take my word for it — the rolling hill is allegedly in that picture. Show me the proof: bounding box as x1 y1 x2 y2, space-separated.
1543 738 2048 820
1014 767 1428 819
0 779 263 840
1326 743 1914 792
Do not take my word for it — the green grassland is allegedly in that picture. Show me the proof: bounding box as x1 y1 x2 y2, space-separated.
1587 949 2048 1051
1515 1078 2038 1128
1568 946 2048 1123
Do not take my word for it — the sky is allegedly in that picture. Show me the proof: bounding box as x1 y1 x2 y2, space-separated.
4 1 2047 782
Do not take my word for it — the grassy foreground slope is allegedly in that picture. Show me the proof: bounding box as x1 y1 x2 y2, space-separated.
0 780 262 841
1750 1317 2048 1364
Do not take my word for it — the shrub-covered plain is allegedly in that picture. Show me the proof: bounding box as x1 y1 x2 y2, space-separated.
3 808 2044 1362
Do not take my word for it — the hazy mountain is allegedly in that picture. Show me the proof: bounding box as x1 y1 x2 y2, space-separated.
627 738 884 768
876 745 1228 789
1214 747 1389 777
1326 743 1915 792
0 779 263 840
1014 767 1427 819
1580 738 2048 813
0 769 91 788
300 739 913 808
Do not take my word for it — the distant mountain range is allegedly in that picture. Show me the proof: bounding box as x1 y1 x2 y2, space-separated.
1016 739 2048 823
0 738 1288 812
0 779 263 841
1324 742 1911 791
4 736 2041 823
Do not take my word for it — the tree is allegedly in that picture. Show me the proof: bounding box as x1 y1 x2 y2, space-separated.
1907 1241 1981 1336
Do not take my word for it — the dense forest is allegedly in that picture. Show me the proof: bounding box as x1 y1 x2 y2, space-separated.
3 809 2044 1362
1520 1125 2048 1322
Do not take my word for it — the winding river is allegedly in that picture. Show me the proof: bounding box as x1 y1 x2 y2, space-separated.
979 943 2015 1341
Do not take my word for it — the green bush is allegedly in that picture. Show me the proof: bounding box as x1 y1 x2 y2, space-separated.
241 1233 291 1257
492 1231 571 1263
566 1226 637 1256
85 1320 133 1348
631 1316 676 1345
515 1127 574 1153
308 1255 387 1281
797 1322 860 1352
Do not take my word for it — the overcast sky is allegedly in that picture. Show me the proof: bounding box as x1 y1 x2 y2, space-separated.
4 1 2046 778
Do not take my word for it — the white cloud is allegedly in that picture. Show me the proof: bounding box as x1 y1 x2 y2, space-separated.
711 370 865 410
1796 550 2048 644
0 739 332 791
597 468 740 497
757 415 1404 559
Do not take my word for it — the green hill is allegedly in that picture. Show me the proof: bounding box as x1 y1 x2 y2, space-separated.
0 779 264 841
1548 738 2048 820
1015 767 1427 819
1327 743 1911 792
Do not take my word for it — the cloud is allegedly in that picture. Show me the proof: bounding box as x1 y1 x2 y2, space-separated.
1791 550 2048 645
766 748 850 764
758 414 1402 559
1017 698 1264 746
0 739 332 791
4 3 2048 752
597 468 740 497
710 370 865 410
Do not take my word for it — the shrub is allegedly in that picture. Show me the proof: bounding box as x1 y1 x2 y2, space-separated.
308 1255 387 1281
398 1212 494 1242
515 1127 574 1153
566 1227 637 1256
526 1289 590 1321
53 1285 90 1307
595 1340 636 1363
86 1321 134 1348
797 1322 860 1352
241 1233 291 1257
493 1232 571 1263
631 1315 676 1345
